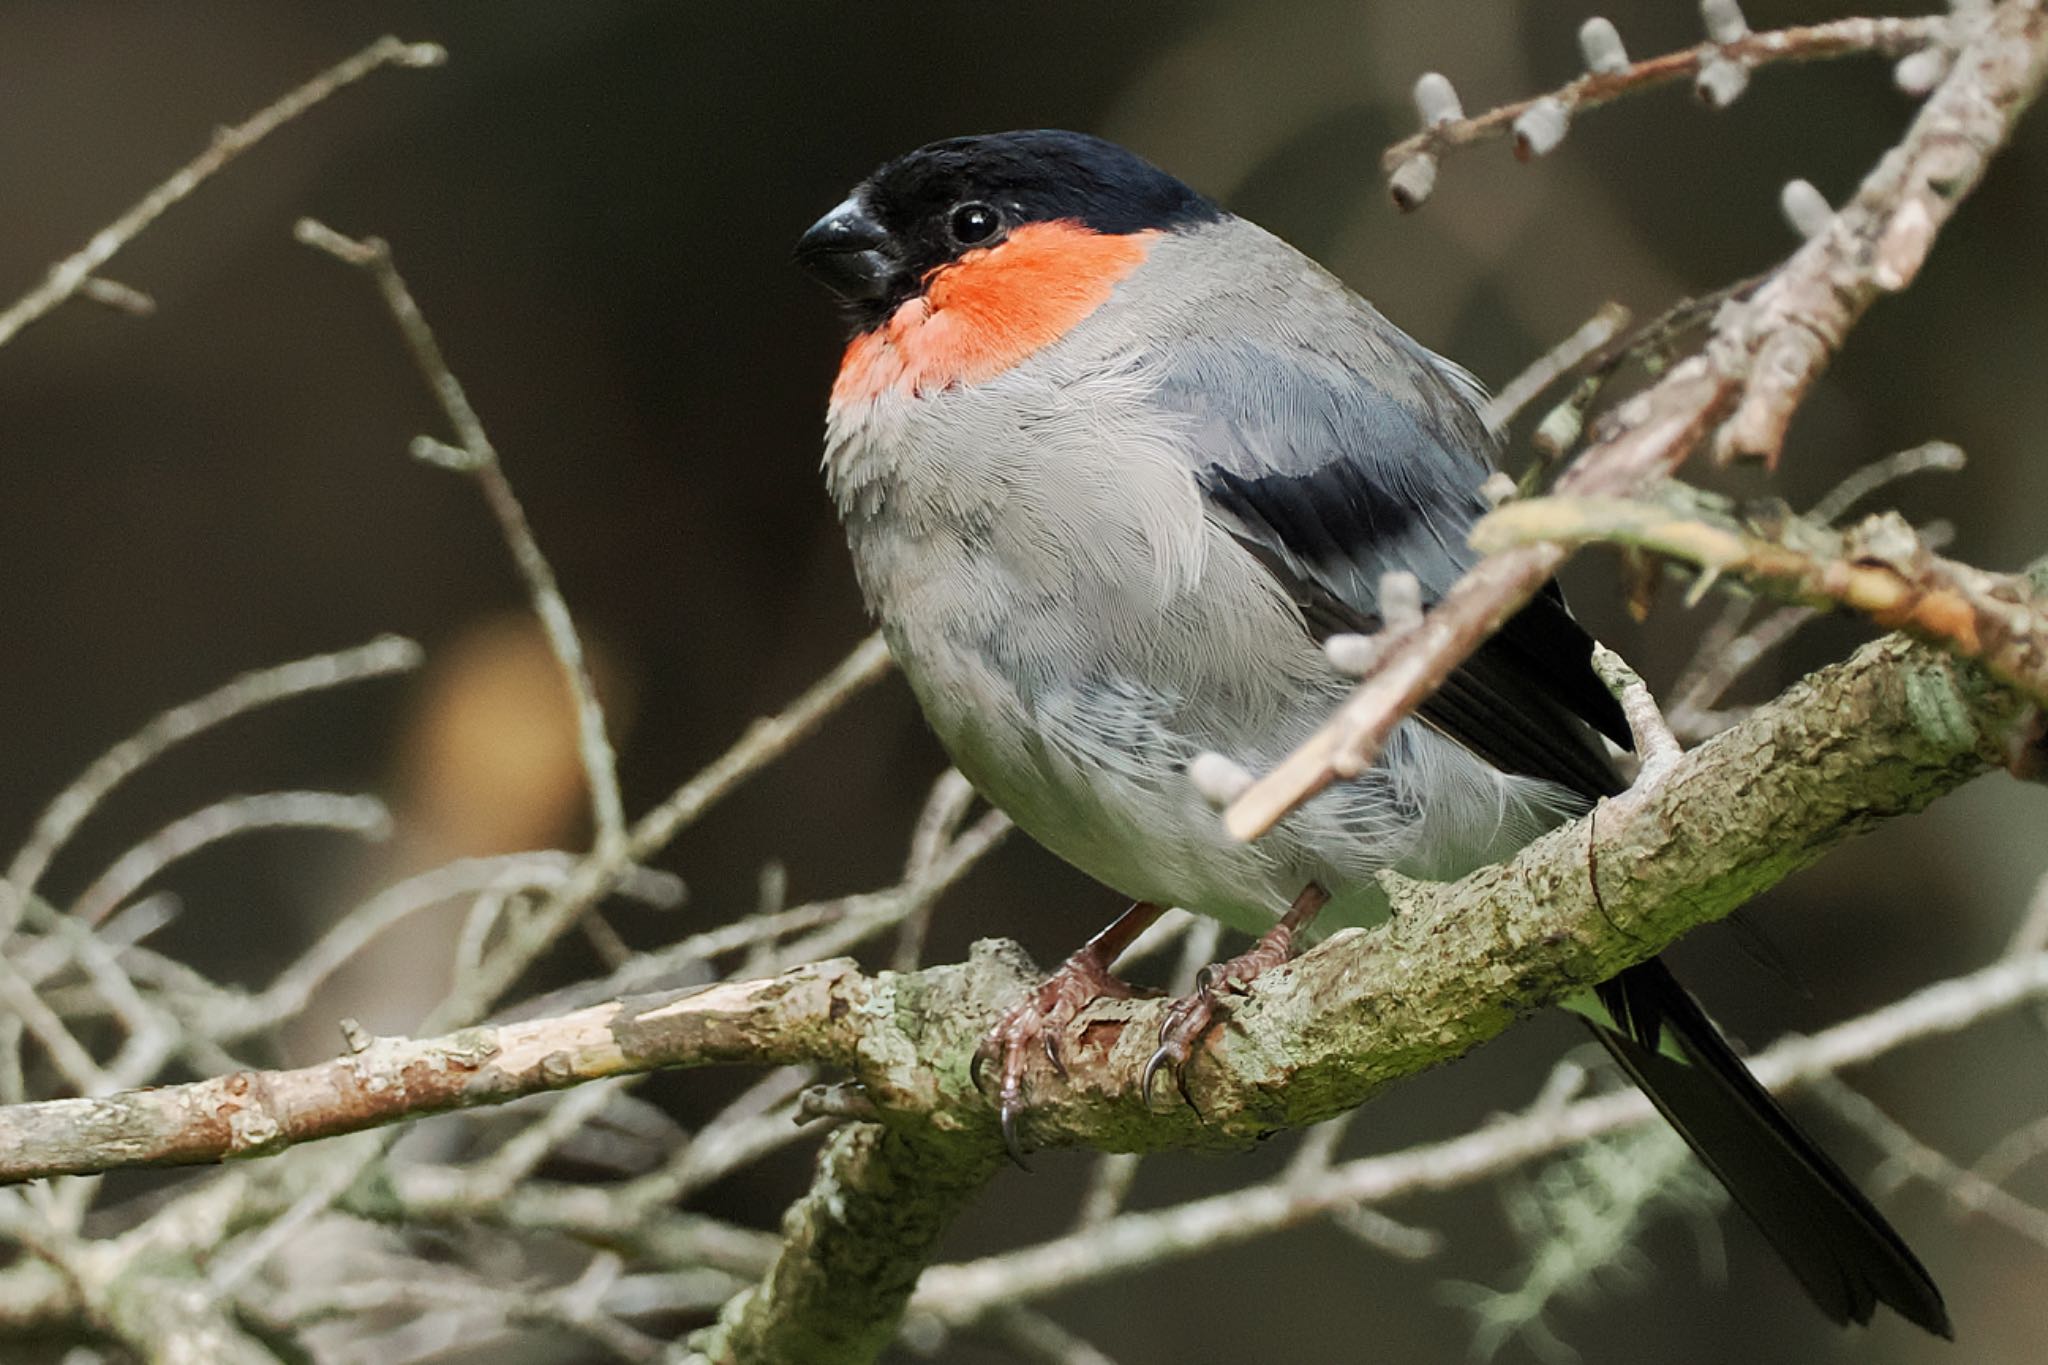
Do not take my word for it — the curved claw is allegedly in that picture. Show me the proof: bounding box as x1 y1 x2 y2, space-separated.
969 1046 991 1097
1142 1040 1201 1115
1141 1045 1170 1106
999 1101 1031 1171
1042 1030 1068 1079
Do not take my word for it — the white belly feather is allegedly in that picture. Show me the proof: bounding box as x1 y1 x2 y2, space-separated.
825 352 1579 937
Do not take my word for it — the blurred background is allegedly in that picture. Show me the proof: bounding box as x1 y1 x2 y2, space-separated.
6 1 2048 1361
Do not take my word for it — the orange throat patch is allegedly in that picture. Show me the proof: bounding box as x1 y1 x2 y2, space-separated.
830 222 1157 406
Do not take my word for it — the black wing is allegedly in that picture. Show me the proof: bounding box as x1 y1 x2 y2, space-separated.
1158 331 1628 798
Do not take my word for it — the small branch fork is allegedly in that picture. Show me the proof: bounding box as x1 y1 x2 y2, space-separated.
1475 493 2048 712
1225 0 2048 842
0 35 444 352
294 219 629 856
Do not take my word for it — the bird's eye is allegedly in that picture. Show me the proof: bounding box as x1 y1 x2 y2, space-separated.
948 202 1002 245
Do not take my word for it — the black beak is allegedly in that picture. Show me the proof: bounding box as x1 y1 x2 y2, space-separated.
795 197 895 302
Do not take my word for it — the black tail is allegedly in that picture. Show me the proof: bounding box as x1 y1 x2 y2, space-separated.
1588 958 1951 1338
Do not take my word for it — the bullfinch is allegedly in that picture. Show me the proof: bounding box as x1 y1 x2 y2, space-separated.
796 129 1948 1337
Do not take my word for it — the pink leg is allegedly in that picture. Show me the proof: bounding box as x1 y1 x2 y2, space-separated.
1142 883 1330 1109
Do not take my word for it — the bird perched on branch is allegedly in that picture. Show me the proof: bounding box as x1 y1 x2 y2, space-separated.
797 129 1948 1338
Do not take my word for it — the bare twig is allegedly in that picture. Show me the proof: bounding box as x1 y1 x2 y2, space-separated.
296 219 627 857
3 636 420 917
427 631 895 1034
467 1077 637 1201
1669 443 1966 739
220 853 681 1040
1667 599 1817 741
262 1259 672 1364
0 36 444 351
1807 439 1967 525
976 1307 1122 1365
0 954 106 1096
1590 643 1681 778
1481 302 1631 431
1808 1075 2048 1251
892 769 980 972
1661 444 1962 737
71 792 390 927
622 1066 817 1208
76 277 156 316
1973 1112 2048 1186
1382 15 1950 206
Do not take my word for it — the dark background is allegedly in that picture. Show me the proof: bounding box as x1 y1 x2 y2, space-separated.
5 2 2048 1361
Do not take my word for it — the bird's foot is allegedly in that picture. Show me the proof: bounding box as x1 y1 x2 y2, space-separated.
1143 884 1329 1111
973 944 1158 1167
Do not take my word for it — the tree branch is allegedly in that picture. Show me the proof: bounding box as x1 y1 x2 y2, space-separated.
294 219 629 855
909 945 2048 1329
4 615 2033 1186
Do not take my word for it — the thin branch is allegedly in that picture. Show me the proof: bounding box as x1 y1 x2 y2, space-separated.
75 276 157 317
1590 643 1681 779
1806 439 1967 525
423 630 894 1033
71 791 390 927
975 1307 1122 1365
0 36 444 350
1656 438 1965 736
1481 302 1631 431
218 853 681 1041
1382 15 1951 206
295 219 628 856
2 635 421 915
624 633 895 869
1666 600 1817 741
1973 1112 2048 1186
620 1067 818 1209
1807 1075 2048 1252
261 1260 671 1364
892 770 980 972
0 953 106 1096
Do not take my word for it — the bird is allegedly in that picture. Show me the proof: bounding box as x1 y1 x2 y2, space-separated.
794 128 1950 1338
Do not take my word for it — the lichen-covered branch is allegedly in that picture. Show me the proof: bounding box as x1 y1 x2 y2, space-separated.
908 945 2048 1330
3 618 2028 1363
687 1125 1004 1365
4 617 2033 1188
